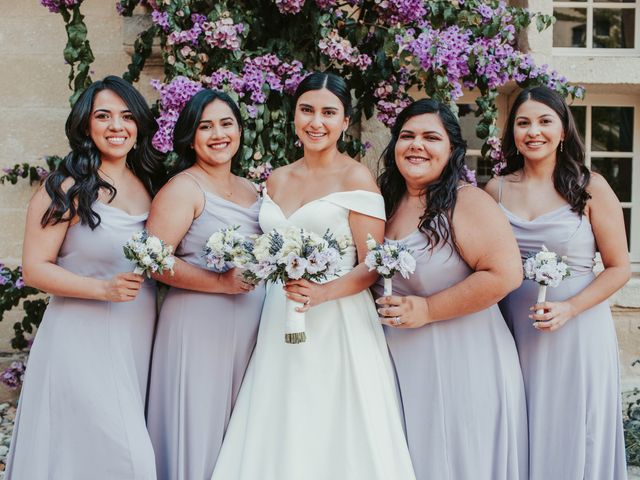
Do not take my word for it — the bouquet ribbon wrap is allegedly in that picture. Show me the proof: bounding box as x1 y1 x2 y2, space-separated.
383 277 393 297
285 297 306 344
536 284 547 315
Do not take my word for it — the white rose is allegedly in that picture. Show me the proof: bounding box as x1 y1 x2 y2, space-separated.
141 255 153 267
365 234 377 251
146 236 163 255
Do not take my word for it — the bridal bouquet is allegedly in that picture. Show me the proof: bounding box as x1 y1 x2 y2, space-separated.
123 230 175 278
523 245 571 314
246 226 348 344
364 234 416 296
203 225 250 273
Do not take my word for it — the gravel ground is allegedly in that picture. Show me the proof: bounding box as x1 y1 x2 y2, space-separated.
0 401 635 480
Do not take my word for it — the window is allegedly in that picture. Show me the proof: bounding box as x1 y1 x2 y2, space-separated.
569 95 639 263
553 1 638 52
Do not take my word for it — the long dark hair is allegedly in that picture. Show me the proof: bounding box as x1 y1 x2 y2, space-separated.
378 98 468 249
500 86 590 214
170 89 245 176
293 72 353 118
41 75 166 229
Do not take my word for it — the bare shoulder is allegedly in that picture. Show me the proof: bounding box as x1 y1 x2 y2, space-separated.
483 177 500 201
154 172 201 204
342 159 379 194
265 161 298 192
586 171 615 199
456 185 503 218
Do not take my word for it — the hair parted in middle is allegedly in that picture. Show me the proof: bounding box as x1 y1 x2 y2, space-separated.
170 89 245 176
378 98 469 250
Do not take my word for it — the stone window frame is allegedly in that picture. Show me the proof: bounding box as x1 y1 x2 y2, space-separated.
552 1 640 54
569 94 640 267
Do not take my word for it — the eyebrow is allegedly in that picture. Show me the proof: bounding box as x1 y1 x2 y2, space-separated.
516 114 555 120
93 108 132 114
198 117 235 124
399 129 443 136
298 103 339 111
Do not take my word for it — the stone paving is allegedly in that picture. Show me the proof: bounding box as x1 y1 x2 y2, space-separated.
0 401 636 480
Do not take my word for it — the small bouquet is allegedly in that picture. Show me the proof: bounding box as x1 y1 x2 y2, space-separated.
123 230 175 278
245 226 348 344
523 245 571 314
203 225 249 273
364 234 416 296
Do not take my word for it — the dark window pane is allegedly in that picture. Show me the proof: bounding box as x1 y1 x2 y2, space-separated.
591 106 634 152
591 157 632 202
623 207 631 251
554 8 587 47
465 154 493 187
593 9 635 48
458 104 483 150
570 105 587 144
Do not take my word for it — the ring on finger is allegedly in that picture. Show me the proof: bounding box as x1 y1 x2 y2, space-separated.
393 316 402 325
304 296 311 305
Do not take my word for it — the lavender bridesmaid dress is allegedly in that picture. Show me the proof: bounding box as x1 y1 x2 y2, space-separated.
5 202 157 480
498 180 628 479
146 174 264 480
372 224 528 480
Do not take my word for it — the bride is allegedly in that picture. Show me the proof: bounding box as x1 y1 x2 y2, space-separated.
211 72 415 479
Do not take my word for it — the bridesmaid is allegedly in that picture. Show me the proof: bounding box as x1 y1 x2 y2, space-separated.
375 98 528 480
145 89 264 480
6 76 165 479
485 86 630 479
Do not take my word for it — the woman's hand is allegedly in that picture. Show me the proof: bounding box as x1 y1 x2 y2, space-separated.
102 272 144 302
220 269 255 295
529 300 577 331
376 294 430 328
284 279 329 312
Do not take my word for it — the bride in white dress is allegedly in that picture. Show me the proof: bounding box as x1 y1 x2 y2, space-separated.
211 73 415 479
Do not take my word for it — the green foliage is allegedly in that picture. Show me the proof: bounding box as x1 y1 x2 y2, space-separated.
625 386 640 466
59 5 95 106
0 266 46 351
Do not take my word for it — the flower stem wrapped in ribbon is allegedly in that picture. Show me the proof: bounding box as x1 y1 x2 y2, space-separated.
243 226 348 344
123 230 175 278
364 234 416 296
523 245 571 314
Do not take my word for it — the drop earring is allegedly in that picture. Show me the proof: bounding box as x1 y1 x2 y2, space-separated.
559 140 564 152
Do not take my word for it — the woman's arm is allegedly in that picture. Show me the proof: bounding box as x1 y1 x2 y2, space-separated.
284 163 384 308
22 186 143 301
146 175 251 294
378 187 523 327
531 173 631 331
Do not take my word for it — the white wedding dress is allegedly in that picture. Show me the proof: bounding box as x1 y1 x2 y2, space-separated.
211 189 416 480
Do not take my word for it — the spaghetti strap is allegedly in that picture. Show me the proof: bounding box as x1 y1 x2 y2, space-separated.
169 171 207 215
457 183 473 191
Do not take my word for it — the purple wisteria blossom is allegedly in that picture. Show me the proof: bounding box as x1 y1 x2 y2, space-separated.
460 165 477 187
275 0 306 14
319 29 372 71
40 0 82 13
203 15 245 50
151 76 203 152
151 11 170 32
0 361 26 390
373 0 427 26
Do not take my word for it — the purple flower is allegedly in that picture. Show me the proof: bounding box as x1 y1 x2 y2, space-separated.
15 278 25 289
0 360 26 390
460 165 477 187
274 0 306 14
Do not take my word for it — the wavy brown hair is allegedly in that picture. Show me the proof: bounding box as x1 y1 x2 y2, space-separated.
500 86 591 215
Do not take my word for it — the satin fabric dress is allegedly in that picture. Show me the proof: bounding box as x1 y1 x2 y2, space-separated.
211 190 416 480
498 178 627 480
147 174 265 480
6 202 157 480
373 224 528 480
